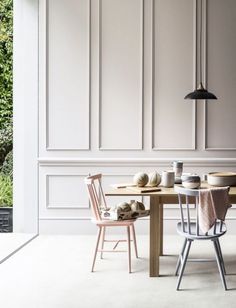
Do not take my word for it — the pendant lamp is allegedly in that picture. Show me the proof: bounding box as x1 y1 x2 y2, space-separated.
184 0 217 100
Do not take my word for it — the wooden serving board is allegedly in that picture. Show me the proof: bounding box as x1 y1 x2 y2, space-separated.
126 186 161 193
110 183 136 189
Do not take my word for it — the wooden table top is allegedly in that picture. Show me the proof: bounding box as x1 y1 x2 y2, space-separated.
106 183 236 197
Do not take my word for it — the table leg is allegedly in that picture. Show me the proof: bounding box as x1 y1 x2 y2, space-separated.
150 196 160 277
159 203 163 256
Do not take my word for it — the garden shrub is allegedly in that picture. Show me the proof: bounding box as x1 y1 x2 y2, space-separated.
1 149 12 178
0 0 13 165
0 173 12 206
0 0 13 208
0 123 12 165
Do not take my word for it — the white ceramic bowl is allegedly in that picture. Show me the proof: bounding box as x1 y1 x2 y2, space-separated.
207 172 236 187
182 181 200 189
181 175 201 189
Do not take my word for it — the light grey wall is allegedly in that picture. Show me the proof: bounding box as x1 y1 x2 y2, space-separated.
13 0 39 234
14 0 236 234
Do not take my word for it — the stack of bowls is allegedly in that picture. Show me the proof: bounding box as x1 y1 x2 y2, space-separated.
181 174 201 189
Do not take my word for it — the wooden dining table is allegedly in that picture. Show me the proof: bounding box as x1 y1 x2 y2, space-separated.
106 183 236 277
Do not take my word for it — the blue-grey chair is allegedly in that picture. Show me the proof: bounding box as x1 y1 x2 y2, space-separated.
175 186 228 290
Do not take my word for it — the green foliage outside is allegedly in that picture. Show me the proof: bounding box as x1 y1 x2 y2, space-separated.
1 150 12 178
0 121 12 165
0 0 13 207
0 174 12 206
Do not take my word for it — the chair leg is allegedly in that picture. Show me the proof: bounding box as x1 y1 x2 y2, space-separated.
127 226 131 273
213 240 227 290
100 226 106 259
175 238 187 276
131 224 138 258
91 227 102 272
176 239 192 290
215 238 226 275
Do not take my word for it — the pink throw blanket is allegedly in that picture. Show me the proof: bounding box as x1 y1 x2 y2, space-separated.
199 187 231 233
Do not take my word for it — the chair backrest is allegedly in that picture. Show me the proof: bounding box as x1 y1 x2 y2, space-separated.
175 186 225 236
84 174 107 221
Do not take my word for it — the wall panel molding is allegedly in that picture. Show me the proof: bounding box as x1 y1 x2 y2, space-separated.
38 157 236 168
46 174 90 209
98 0 144 150
44 0 91 151
151 0 196 150
204 0 236 150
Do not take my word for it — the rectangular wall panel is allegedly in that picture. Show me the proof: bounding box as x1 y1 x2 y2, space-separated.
99 0 143 150
39 169 91 219
47 0 90 150
46 175 89 209
152 0 196 150
205 0 236 149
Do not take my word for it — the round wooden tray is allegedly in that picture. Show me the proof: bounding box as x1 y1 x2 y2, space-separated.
208 172 236 186
209 172 236 177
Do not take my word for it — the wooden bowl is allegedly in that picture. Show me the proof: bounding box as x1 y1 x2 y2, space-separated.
207 172 236 187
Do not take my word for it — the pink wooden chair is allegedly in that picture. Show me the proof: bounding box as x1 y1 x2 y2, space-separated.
84 174 138 273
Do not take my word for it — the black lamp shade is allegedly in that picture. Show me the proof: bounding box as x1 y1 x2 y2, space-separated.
185 0 218 102
184 83 217 100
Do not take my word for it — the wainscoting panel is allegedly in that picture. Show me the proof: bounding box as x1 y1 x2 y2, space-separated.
46 175 89 209
38 159 236 234
39 168 91 219
46 0 90 150
152 0 196 150
204 0 236 150
98 0 143 150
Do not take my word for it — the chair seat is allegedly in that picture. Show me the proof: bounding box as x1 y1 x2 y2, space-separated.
177 221 227 240
92 218 136 227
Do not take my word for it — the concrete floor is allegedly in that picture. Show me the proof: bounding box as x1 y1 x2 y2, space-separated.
0 233 36 262
0 234 236 308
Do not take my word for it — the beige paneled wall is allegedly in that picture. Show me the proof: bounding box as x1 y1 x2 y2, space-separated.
38 0 236 234
205 0 236 150
152 0 196 150
46 0 90 150
99 0 143 150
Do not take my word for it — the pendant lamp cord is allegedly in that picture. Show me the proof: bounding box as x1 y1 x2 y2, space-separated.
199 0 203 85
185 0 217 98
